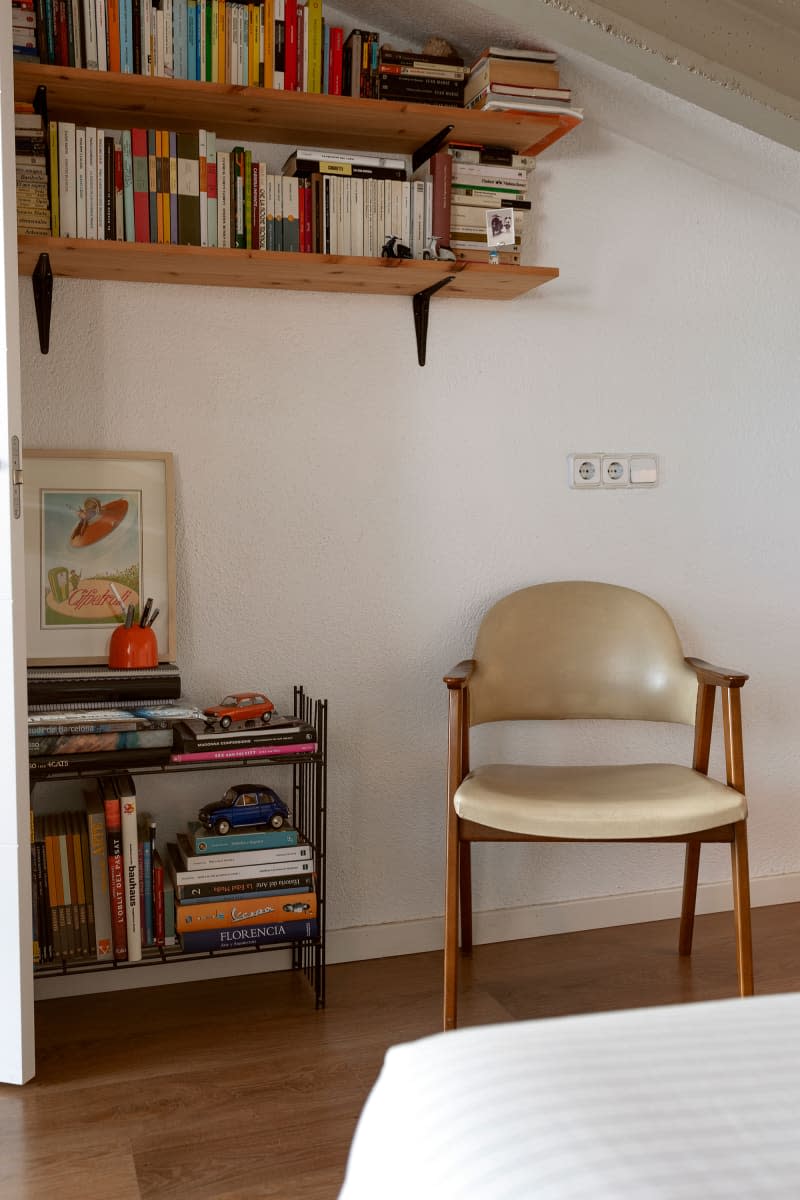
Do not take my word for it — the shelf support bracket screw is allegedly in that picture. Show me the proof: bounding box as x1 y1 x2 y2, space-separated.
412 275 455 367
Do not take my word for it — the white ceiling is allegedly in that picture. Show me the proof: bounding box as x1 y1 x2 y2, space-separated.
336 0 800 152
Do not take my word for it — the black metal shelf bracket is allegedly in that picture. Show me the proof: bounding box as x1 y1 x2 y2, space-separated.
411 124 455 174
32 253 53 355
412 275 455 366
33 83 48 127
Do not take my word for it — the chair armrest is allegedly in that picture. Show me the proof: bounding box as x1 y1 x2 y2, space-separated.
685 657 749 688
444 660 475 689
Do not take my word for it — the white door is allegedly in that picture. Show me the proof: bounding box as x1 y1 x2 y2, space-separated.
0 20 35 1084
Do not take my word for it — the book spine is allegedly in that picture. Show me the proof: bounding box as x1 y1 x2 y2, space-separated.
118 777 142 962
206 130 217 247
175 890 317 931
57 121 76 238
85 799 113 960
153 849 165 944
178 836 312 870
174 871 312 899
179 918 317 952
141 820 154 945
102 787 127 960
29 729 173 754
190 826 299 854
171 741 316 763
104 134 116 239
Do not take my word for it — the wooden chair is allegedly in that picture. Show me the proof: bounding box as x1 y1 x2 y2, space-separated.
443 581 753 1031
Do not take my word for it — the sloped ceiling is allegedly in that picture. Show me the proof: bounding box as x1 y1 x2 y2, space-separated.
337 0 800 152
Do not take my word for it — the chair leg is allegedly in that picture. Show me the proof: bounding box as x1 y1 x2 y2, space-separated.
459 841 473 954
731 820 754 996
679 841 701 956
444 814 460 1031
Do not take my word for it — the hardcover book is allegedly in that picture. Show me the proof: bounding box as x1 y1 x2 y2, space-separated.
99 777 127 960
116 774 142 962
178 917 318 952
29 728 174 755
170 741 316 764
175 890 317 931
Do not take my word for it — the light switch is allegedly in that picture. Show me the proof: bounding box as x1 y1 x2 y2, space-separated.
630 456 658 486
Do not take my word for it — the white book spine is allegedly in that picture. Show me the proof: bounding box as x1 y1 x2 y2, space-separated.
155 7 165 76
363 179 373 257
389 179 401 242
350 176 363 257
76 127 87 239
411 178 425 257
85 127 97 240
119 784 142 962
96 129 105 240
82 0 99 68
95 0 108 70
401 181 411 248
70 0 84 65
375 179 385 252
164 0 174 75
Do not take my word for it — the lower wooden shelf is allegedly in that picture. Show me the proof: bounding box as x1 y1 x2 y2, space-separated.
18 236 558 299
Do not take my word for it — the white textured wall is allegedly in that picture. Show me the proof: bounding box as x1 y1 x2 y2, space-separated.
20 47 800 960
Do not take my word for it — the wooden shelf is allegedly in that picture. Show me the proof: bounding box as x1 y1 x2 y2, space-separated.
18 236 558 300
14 62 581 157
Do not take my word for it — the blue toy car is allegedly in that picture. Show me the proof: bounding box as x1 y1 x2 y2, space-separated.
197 784 289 836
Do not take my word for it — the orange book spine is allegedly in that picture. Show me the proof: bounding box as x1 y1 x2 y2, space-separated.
107 0 121 72
175 890 317 932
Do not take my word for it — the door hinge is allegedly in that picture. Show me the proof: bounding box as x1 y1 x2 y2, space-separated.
11 436 22 519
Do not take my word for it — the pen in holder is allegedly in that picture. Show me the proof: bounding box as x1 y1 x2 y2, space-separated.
108 622 158 669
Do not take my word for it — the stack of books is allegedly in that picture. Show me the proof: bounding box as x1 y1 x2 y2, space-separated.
464 45 574 115
377 47 466 107
27 663 200 775
448 156 532 265
15 105 50 237
169 820 318 952
170 710 317 764
12 0 40 62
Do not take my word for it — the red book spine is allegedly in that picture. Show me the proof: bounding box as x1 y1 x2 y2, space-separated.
114 143 124 239
328 26 343 96
153 850 165 945
295 3 304 90
284 0 297 91
103 793 128 961
131 128 150 243
431 149 452 247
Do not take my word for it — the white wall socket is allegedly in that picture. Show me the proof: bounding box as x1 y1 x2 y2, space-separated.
602 456 630 487
568 454 602 488
569 453 659 489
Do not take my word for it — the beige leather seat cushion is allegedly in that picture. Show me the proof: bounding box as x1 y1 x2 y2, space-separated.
454 763 747 839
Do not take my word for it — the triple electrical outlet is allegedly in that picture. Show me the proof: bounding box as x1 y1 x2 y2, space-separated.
568 454 659 489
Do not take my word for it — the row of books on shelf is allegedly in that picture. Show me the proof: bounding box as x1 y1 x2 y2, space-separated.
31 771 318 965
14 0 576 115
18 107 533 262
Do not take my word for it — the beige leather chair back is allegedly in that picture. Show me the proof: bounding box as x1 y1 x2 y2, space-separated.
469 582 699 726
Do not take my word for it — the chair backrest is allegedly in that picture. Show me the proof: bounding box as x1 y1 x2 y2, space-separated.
469 581 698 726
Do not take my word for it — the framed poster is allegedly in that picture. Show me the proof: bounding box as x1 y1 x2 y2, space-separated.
23 450 176 665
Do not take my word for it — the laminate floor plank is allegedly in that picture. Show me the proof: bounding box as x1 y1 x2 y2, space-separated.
0 902 797 1200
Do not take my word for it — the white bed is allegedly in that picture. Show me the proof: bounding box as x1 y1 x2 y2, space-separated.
339 992 800 1199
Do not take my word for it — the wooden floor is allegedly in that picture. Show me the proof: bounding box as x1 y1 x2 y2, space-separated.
2 901 799 1199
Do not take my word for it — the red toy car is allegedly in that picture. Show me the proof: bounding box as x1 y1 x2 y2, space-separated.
203 691 275 729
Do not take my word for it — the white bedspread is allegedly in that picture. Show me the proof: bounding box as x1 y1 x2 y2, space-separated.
339 992 800 1199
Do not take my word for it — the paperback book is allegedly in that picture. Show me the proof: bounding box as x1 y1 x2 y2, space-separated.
167 841 314 888
187 821 300 854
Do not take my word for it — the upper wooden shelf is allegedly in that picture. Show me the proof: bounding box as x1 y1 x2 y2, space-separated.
13 63 581 157
17 237 558 301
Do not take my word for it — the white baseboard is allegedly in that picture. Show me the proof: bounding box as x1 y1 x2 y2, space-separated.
326 870 800 966
35 872 800 1000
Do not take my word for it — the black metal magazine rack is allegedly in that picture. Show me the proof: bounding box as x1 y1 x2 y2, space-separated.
29 685 328 1009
